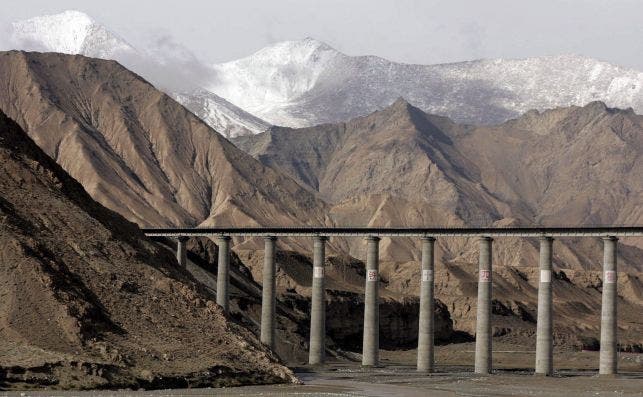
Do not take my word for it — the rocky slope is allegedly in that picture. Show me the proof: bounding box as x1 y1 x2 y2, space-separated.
210 38 643 128
234 99 643 267
0 51 329 238
233 99 643 347
0 110 296 389
5 10 270 137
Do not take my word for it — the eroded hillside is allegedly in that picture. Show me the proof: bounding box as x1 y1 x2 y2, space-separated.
0 110 295 389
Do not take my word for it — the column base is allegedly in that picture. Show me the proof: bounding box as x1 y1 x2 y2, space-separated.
474 370 492 375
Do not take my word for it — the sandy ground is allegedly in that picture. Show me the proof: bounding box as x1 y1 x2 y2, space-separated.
4 346 641 396
4 369 642 397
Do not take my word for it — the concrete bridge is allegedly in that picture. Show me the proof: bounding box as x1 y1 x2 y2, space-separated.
143 226 643 376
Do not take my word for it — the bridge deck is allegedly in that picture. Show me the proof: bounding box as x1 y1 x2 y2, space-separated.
142 226 643 238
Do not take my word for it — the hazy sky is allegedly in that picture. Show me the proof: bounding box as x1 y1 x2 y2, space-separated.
2 0 643 69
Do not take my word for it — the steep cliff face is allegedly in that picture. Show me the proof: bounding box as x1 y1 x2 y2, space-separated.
0 51 330 233
0 110 295 389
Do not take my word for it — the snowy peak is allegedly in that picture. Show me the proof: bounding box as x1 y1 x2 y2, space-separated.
10 10 134 58
209 38 342 118
249 37 338 63
7 11 642 134
209 39 643 127
173 89 270 137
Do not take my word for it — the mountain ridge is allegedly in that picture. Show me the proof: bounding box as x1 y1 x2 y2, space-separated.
7 11 642 136
234 98 643 269
5 10 271 138
0 51 330 241
210 39 642 128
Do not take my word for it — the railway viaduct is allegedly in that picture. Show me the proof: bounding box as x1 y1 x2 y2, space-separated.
143 226 643 376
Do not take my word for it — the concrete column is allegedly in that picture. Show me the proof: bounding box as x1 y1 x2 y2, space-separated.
261 236 278 349
362 236 381 367
535 236 554 375
599 236 618 375
215 236 231 313
417 237 436 372
176 236 189 267
475 236 493 374
309 236 328 365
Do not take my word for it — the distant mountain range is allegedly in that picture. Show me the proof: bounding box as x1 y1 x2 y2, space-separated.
5 10 643 136
211 38 643 127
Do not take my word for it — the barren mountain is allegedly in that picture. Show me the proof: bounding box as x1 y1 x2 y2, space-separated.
234 99 643 270
0 51 330 239
0 109 295 389
235 99 501 216
0 51 463 372
234 100 643 348
453 102 643 230
5 10 271 137
210 38 643 128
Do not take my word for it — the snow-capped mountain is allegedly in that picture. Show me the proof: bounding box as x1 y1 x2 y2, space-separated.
210 38 340 127
173 90 270 137
9 10 136 59
208 38 643 126
6 12 642 132
5 10 270 137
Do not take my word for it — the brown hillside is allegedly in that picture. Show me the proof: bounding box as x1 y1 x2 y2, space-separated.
0 51 330 238
233 100 643 347
0 110 295 389
234 99 643 271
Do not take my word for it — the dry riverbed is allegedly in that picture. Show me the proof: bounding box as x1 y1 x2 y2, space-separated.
3 344 642 396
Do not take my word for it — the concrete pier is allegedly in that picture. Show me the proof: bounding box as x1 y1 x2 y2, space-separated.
261 236 278 349
417 237 436 372
475 236 493 374
309 236 328 365
362 236 381 367
535 236 554 375
216 236 231 313
599 236 618 375
176 236 188 267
